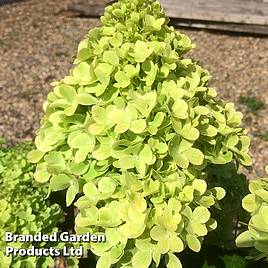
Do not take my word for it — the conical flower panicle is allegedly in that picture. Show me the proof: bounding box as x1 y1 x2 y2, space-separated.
28 0 252 267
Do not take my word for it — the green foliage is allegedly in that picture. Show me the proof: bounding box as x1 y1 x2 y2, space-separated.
221 254 247 268
177 244 250 268
28 0 252 267
205 163 249 249
0 142 63 268
236 166 268 262
238 93 265 113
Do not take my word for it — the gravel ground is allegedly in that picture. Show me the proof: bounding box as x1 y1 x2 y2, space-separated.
0 0 267 178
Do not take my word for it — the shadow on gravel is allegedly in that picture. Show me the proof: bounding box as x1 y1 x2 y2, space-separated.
0 0 26 6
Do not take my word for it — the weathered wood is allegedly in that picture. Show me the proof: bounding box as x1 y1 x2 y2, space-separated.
170 18 268 35
68 0 268 35
161 0 268 26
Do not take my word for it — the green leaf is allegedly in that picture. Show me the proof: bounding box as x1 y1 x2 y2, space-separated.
124 64 139 78
131 41 153 62
136 238 153 252
183 148 204 166
66 182 79 206
63 75 79 85
109 245 124 263
172 99 188 119
193 206 210 223
77 39 88 51
34 165 51 183
139 145 153 164
92 106 108 124
98 177 116 194
110 33 123 47
114 71 131 88
76 93 98 105
192 222 208 236
254 240 268 253
169 235 184 252
199 124 218 137
91 235 113 252
68 132 95 152
44 130 62 145
130 119 146 134
92 143 113 160
59 84 77 102
112 8 124 18
96 63 113 75
27 150 44 163
186 234 201 252
255 189 268 202
106 229 122 246
221 254 247 268
118 155 136 170
175 154 189 169
50 174 72 191
64 104 78 116
192 179 207 195
194 106 210 115
132 251 152 268
83 182 99 200
156 142 168 154
124 172 143 192
69 161 89 175
211 187 226 200
168 135 190 168
180 125 200 141
242 194 258 212
131 195 147 213
118 221 145 238
226 135 239 148
166 253 182 268
73 62 92 84
95 68 110 87
103 51 119 65
145 15 165 31
96 255 112 268
238 152 252 166
44 151 66 172
75 147 90 163
186 71 200 90
76 48 90 62
150 226 167 241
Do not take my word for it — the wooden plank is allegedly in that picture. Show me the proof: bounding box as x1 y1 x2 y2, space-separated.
161 0 268 26
67 0 268 35
170 18 268 35
68 0 268 25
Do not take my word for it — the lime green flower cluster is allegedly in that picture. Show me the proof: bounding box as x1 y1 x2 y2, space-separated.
0 143 63 268
236 166 268 262
28 0 251 267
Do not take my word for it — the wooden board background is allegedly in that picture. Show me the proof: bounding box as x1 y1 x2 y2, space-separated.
161 0 268 25
68 0 268 35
